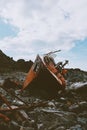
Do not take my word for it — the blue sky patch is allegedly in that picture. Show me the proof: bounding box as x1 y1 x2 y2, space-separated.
71 39 87 55
0 19 19 39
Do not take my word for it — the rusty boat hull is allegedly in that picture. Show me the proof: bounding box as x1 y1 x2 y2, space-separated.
23 55 66 98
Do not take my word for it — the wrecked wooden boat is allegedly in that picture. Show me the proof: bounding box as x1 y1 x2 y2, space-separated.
22 50 68 98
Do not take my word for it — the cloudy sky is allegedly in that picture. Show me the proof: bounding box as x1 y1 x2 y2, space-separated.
0 0 87 71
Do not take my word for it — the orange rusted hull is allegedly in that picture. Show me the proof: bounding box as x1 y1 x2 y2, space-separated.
23 68 37 90
22 55 67 98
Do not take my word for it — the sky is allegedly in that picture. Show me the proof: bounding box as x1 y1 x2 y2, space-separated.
0 0 87 71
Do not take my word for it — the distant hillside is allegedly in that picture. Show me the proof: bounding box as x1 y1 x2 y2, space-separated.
0 50 33 72
66 68 87 83
0 50 15 70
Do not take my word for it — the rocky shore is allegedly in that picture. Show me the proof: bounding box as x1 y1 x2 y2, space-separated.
0 69 87 130
0 50 87 130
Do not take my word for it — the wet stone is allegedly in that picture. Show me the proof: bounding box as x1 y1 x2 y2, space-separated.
22 119 36 128
9 121 20 130
13 110 29 123
0 70 87 129
69 104 79 112
69 124 82 130
20 127 35 130
0 122 10 130
54 126 65 130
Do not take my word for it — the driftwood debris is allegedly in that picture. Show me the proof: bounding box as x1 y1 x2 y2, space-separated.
0 77 48 123
0 113 10 122
0 101 48 113
0 83 48 123
1 86 29 106
0 94 12 110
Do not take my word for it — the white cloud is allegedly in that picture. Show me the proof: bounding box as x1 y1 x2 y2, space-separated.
0 0 87 65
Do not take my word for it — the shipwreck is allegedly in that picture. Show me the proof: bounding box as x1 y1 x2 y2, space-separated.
22 50 68 98
0 50 69 123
